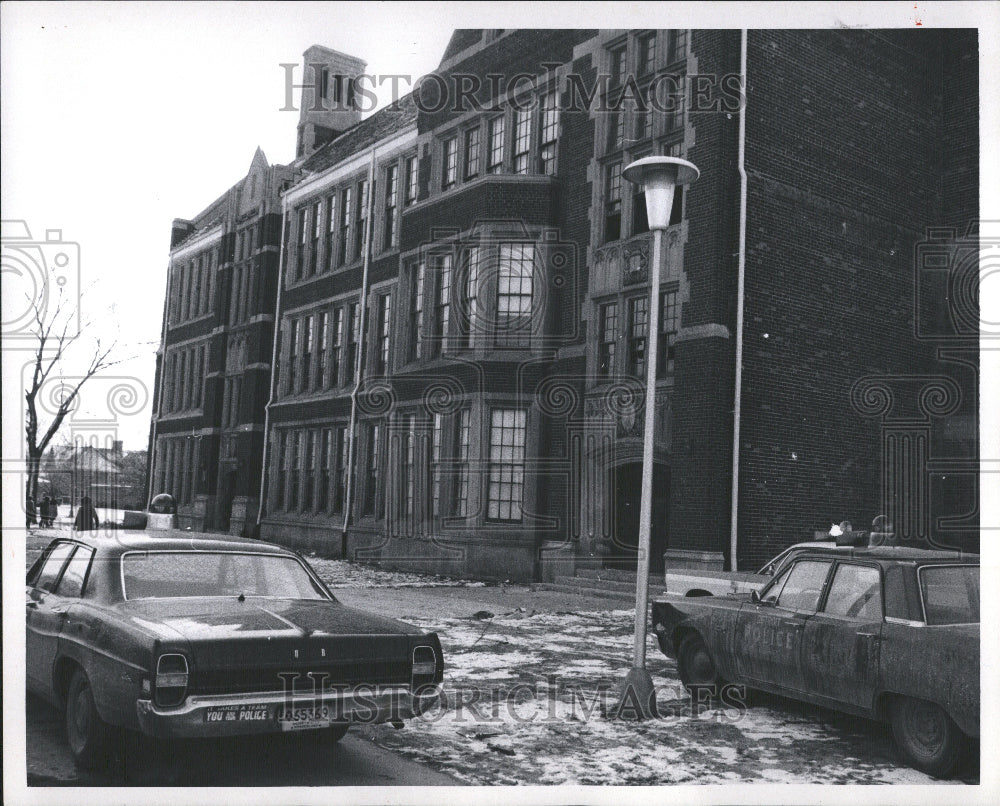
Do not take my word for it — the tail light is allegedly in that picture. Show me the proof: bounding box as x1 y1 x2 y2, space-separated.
154 653 189 707
411 645 437 693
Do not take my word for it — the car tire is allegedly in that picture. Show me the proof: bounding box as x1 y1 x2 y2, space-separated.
677 634 724 698
65 668 112 769
890 696 964 777
322 722 350 743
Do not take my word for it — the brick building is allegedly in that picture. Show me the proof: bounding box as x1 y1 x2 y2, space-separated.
151 29 979 580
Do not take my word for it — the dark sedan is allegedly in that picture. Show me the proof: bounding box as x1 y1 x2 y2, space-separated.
26 533 444 768
652 547 979 777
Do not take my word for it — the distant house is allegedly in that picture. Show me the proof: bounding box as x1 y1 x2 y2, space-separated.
42 441 147 510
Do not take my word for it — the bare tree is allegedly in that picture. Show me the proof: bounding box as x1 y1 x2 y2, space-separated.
23 292 118 501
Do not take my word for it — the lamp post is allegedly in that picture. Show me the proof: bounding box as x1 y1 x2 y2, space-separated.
618 156 699 718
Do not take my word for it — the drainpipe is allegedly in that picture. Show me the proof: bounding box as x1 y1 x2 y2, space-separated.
729 29 748 572
342 146 378 556
256 191 289 532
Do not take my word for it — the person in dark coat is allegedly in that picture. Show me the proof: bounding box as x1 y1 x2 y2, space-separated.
26 494 36 528
74 496 100 531
41 496 53 527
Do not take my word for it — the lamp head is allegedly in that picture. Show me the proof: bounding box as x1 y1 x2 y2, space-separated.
623 156 699 230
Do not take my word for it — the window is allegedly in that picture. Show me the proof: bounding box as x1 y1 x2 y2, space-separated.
632 181 649 235
303 430 316 510
442 137 458 188
824 564 883 620
763 560 832 612
487 408 526 521
539 94 559 175
33 542 76 593
402 415 416 527
384 164 398 249
638 32 657 76
330 307 343 387
408 261 425 361
431 413 443 517
512 108 532 174
338 187 352 266
667 29 688 64
919 565 979 625
598 302 618 378
317 311 329 389
318 428 331 511
656 291 679 377
453 408 471 517
287 319 299 394
487 115 505 173
56 545 94 598
296 208 307 279
457 247 480 348
326 194 337 271
495 244 534 348
404 155 419 206
608 108 625 153
604 161 622 242
302 315 314 393
627 296 648 377
634 108 651 142
363 422 381 517
345 303 359 383
275 432 287 510
431 253 452 357
609 44 627 87
375 292 392 374
464 127 481 179
355 179 368 259
289 431 301 510
310 200 322 274
191 260 201 317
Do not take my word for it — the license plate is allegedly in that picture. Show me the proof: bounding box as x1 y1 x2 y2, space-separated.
204 704 271 724
276 704 334 731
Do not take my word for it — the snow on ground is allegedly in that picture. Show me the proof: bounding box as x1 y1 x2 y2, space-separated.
305 555 487 589
361 608 947 786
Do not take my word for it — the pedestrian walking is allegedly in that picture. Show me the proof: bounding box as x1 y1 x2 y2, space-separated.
26 493 36 529
40 496 52 527
74 496 100 531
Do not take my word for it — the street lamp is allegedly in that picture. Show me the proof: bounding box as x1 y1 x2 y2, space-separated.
618 156 699 719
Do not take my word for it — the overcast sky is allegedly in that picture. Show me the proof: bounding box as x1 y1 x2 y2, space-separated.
2 2 997 453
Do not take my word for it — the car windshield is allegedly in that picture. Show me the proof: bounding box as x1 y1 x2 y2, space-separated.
121 551 330 600
919 565 979 625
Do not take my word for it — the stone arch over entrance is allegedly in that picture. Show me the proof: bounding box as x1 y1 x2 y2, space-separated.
585 438 671 573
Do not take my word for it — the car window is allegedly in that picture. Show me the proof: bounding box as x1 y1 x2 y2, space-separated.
757 547 793 576
919 565 979 625
33 543 77 593
824 563 882 620
122 551 330 600
55 546 95 598
773 560 832 612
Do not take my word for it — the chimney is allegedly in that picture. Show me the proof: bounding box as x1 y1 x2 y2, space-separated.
296 45 367 158
170 218 195 248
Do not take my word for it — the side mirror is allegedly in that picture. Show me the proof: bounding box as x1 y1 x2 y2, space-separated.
750 589 761 604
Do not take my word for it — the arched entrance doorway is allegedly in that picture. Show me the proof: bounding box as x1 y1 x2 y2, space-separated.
606 461 669 573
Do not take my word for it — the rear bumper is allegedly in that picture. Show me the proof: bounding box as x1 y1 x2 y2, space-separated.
136 685 439 739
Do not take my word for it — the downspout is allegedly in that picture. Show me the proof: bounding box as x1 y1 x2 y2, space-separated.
257 192 289 531
729 29 748 572
342 146 378 555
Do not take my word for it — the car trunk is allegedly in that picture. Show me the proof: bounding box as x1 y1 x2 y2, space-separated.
118 597 420 695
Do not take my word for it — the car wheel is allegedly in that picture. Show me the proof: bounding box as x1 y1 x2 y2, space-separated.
321 722 350 743
890 696 964 777
677 634 723 698
65 668 112 769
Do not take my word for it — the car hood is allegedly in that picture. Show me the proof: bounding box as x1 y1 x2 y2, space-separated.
115 596 424 642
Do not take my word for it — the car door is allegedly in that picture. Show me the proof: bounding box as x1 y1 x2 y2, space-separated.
26 541 77 694
800 561 883 711
735 559 833 694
